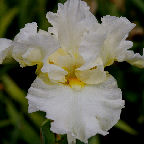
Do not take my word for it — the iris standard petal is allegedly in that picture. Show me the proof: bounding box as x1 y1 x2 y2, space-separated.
101 15 136 66
46 0 98 54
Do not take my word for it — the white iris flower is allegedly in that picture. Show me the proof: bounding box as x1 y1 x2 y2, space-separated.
0 0 144 143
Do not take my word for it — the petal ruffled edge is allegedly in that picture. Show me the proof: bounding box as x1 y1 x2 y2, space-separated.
0 38 12 64
12 22 59 67
125 48 144 68
27 75 124 144
76 57 106 84
46 0 98 53
41 62 68 83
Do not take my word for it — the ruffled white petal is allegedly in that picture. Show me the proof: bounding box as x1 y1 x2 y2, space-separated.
79 30 106 63
101 16 135 35
101 15 136 66
76 57 106 84
27 75 124 143
78 15 137 69
76 66 106 85
116 40 133 62
12 22 59 67
124 48 144 68
41 63 68 83
99 16 144 68
46 0 98 54
14 22 38 43
0 38 12 64
47 48 83 72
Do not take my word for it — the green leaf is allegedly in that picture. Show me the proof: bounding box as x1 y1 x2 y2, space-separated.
20 119 40 144
125 91 139 103
37 0 49 30
0 0 7 17
138 115 144 124
6 99 40 144
1 74 27 112
76 140 84 144
97 0 120 16
131 0 144 14
19 0 29 27
1 74 45 129
0 7 18 37
6 100 21 126
0 120 11 128
40 120 55 144
29 112 46 127
115 120 138 135
10 128 20 144
0 63 17 76
76 135 100 144
89 135 100 144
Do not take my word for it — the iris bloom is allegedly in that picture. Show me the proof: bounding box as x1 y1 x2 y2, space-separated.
0 0 144 143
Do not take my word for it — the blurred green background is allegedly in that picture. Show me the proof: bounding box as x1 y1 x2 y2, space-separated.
0 0 144 144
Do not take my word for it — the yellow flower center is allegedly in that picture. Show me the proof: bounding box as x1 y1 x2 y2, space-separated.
66 77 85 90
46 48 85 90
